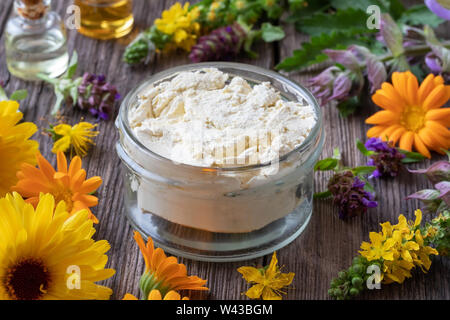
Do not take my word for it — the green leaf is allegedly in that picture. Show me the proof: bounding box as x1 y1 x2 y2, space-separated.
276 32 369 71
286 0 331 22
261 23 285 42
388 0 407 19
314 190 332 199
296 8 375 36
336 97 361 117
9 89 28 101
356 140 375 157
66 51 78 79
352 166 376 177
52 91 65 116
398 149 426 163
330 0 390 11
314 158 339 171
399 4 445 28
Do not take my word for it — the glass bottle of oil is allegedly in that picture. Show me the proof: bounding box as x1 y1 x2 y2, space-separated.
5 0 69 81
75 0 134 40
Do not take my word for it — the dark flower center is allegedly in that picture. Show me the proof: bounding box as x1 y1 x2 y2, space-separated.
4 258 50 300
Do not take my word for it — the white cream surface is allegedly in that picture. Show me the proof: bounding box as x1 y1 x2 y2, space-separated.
129 68 316 167
126 68 317 233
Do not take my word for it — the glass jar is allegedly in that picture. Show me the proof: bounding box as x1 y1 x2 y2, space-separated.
74 0 134 40
116 63 324 262
5 0 69 81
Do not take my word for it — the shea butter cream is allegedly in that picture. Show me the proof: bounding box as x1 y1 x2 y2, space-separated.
116 63 324 261
129 68 316 169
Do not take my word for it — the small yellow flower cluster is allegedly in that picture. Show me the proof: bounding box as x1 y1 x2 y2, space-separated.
155 2 201 51
359 209 438 284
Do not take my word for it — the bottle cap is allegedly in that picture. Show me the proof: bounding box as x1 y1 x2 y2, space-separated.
17 0 49 20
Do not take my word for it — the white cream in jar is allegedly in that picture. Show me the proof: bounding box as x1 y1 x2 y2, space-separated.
126 68 317 233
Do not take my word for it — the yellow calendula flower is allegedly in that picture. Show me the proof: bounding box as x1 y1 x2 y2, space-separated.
155 2 201 51
0 100 38 197
0 192 115 300
51 122 99 158
237 251 295 300
360 209 438 284
123 289 189 300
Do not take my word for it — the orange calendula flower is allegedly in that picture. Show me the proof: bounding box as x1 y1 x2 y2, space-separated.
13 151 102 223
134 231 208 298
123 289 189 300
366 71 450 158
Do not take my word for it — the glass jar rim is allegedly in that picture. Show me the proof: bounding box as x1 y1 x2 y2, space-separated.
117 62 323 173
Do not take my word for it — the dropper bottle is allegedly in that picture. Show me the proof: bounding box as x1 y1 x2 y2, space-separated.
4 0 69 81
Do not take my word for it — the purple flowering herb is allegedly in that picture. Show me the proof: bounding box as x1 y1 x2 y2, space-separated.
364 138 405 179
323 49 360 71
327 171 378 220
425 52 444 74
77 73 120 121
189 23 247 62
409 160 450 185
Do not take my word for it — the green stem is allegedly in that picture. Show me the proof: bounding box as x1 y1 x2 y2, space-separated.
0 86 8 101
379 40 450 63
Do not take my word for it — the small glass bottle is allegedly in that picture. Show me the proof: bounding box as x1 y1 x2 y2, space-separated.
74 0 134 40
5 0 69 81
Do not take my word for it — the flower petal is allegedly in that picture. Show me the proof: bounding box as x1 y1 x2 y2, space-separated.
399 131 414 151
413 133 431 158
365 111 399 125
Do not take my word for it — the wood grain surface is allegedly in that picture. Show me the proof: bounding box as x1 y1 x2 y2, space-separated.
0 0 448 300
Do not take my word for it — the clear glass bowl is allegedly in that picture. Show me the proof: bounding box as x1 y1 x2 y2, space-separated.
115 62 324 262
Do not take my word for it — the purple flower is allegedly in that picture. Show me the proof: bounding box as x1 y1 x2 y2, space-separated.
426 52 444 74
409 160 450 185
365 138 405 179
189 23 247 62
327 171 377 220
77 73 120 121
309 66 363 106
425 0 450 20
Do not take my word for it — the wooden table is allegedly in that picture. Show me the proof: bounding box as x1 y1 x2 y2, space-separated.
0 0 448 300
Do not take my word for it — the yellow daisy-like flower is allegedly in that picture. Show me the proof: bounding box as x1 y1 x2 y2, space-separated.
155 2 201 51
359 232 396 261
366 72 450 158
0 100 38 197
237 251 295 300
134 231 208 298
123 289 189 300
13 152 102 224
359 209 438 284
0 192 115 300
51 122 99 158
